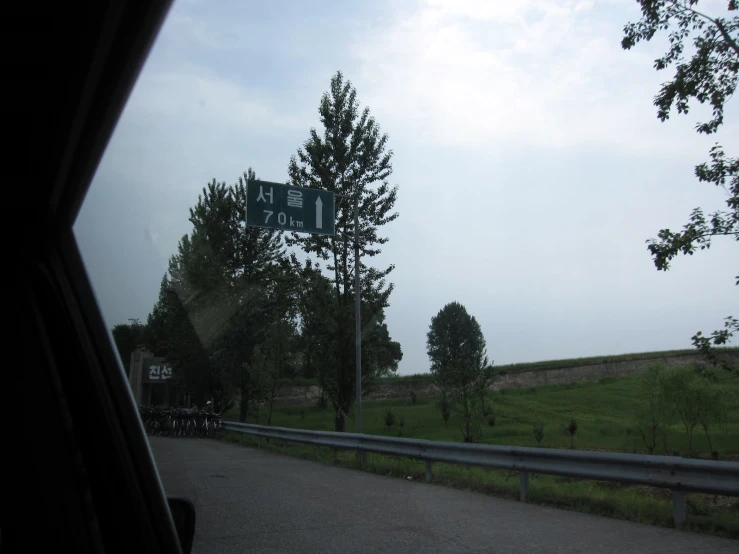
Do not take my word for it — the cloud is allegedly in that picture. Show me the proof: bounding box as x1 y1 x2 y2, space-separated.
350 0 736 155
125 69 311 134
76 0 738 373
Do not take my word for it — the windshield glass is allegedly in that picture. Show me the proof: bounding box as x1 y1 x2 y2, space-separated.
74 0 739 550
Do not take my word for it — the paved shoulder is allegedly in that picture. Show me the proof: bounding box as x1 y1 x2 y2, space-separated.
149 437 737 554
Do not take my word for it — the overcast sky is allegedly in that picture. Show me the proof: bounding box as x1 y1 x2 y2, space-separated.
75 0 737 375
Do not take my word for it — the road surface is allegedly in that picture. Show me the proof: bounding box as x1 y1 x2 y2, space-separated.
149 437 736 553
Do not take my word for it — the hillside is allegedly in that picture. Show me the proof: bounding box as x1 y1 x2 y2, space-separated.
277 347 739 403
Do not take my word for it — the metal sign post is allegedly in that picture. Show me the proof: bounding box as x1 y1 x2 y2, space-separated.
353 194 362 438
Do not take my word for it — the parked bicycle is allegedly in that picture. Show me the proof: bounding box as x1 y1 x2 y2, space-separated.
139 406 222 438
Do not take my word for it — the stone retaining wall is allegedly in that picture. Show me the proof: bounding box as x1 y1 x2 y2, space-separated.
275 352 738 405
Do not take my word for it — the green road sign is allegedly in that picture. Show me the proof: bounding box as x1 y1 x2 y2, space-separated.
245 180 335 236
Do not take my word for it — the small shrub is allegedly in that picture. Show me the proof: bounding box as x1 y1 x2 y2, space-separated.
482 402 493 417
595 480 621 490
564 418 578 449
384 407 396 430
687 498 711 516
488 416 496 427
300 409 305 421
398 413 405 436
533 417 544 447
316 390 328 414
409 391 417 405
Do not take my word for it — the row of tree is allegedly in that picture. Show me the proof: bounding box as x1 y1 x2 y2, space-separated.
113 72 402 431
634 363 730 457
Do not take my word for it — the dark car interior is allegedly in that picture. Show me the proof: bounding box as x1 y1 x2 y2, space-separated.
7 2 194 552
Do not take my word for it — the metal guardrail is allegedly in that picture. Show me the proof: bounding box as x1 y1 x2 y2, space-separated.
222 421 739 527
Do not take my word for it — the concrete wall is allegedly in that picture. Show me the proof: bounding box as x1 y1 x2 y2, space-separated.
275 351 739 405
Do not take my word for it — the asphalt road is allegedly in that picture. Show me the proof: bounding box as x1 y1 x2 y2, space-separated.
149 437 737 554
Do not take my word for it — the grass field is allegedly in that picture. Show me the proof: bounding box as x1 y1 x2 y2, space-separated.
223 369 739 537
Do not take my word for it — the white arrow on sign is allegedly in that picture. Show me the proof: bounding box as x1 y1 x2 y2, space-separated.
315 196 323 229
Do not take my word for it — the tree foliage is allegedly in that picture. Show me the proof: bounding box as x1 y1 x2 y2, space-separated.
286 71 402 431
144 169 286 415
622 1 739 371
633 364 673 454
122 73 402 425
111 318 146 370
661 365 715 455
633 363 731 456
698 385 730 457
427 301 493 442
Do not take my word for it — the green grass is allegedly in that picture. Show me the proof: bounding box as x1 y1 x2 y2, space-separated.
224 369 739 537
235 370 739 456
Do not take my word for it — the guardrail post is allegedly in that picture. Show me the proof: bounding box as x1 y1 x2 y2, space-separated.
281 438 286 449
671 490 686 528
520 471 529 502
360 451 366 469
257 436 262 448
425 460 432 483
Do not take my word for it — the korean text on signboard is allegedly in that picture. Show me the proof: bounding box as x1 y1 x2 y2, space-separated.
245 179 335 236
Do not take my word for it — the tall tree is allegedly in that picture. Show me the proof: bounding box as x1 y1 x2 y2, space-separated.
214 169 285 421
294 259 342 416
145 272 212 406
633 364 673 454
111 318 146 370
145 169 285 414
257 256 301 425
362 309 403 380
427 302 493 442
286 71 401 431
622 1 738 372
